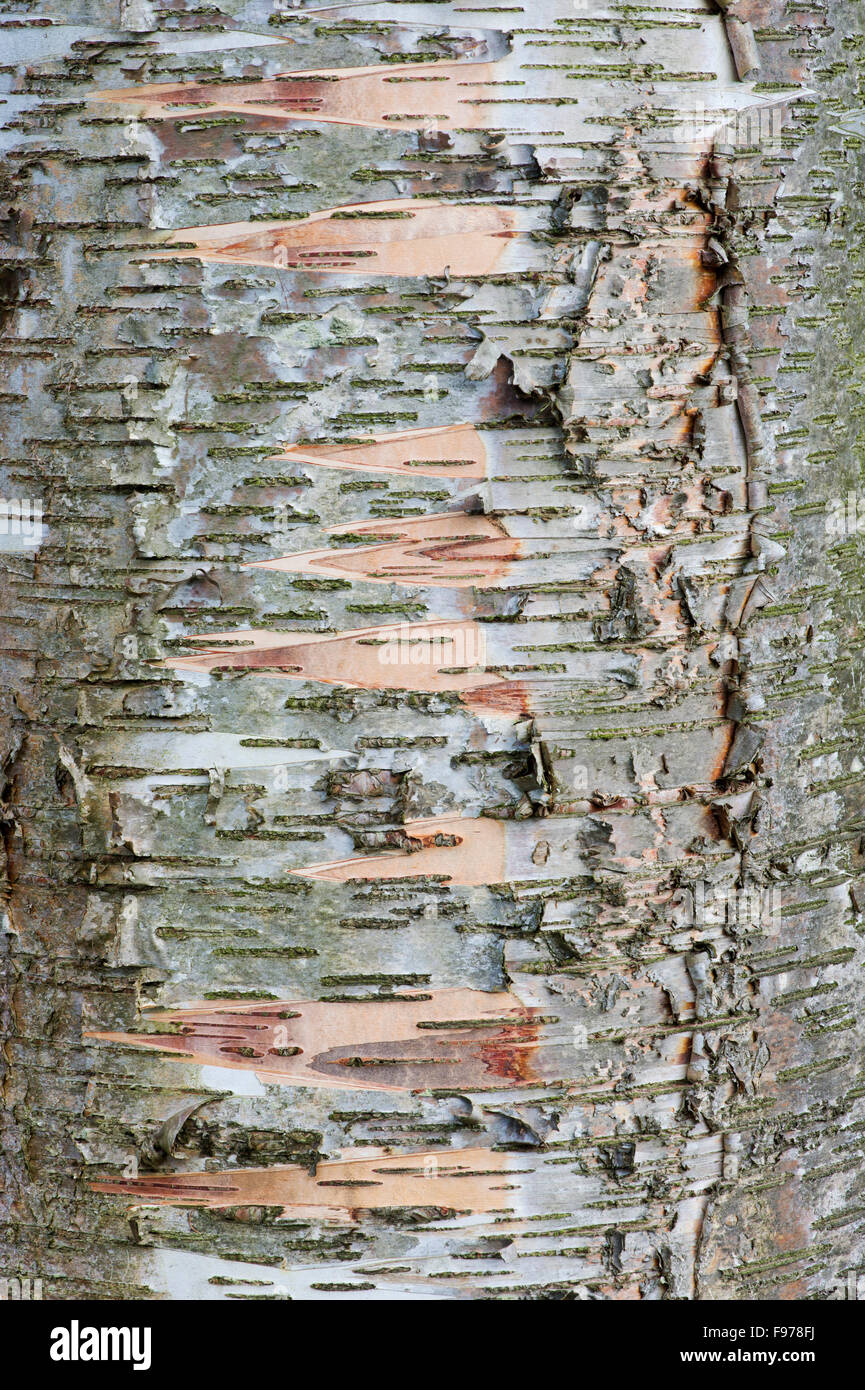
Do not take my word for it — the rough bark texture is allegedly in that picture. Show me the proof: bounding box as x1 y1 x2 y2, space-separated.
1 0 864 1301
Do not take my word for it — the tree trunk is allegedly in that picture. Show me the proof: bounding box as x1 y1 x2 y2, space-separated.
2 0 863 1302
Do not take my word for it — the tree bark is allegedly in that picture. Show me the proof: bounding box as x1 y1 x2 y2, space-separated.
1 0 863 1302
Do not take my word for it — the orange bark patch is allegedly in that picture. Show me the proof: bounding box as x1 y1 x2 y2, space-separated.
90 60 498 132
273 423 487 480
91 1146 520 1219
86 988 547 1092
291 814 507 886
150 199 518 279
160 619 502 696
247 512 519 588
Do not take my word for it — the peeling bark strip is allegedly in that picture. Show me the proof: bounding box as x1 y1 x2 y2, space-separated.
87 989 553 1091
290 812 681 884
92 1147 523 1219
91 60 503 130
160 620 498 691
247 513 522 588
150 200 529 278
3 0 865 1304
273 424 488 481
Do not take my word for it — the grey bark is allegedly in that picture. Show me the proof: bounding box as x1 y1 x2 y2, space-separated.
1 0 864 1301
